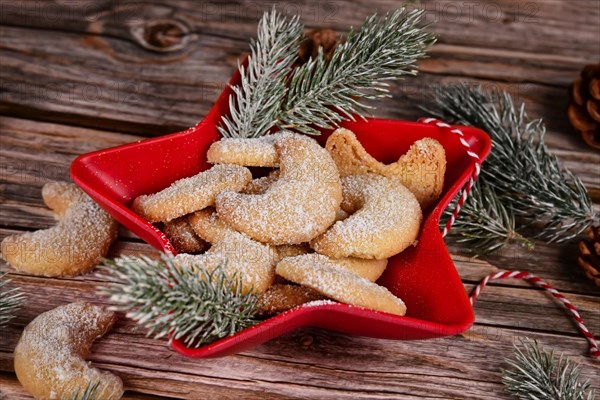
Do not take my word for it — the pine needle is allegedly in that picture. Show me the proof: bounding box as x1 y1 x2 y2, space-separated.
64 382 101 400
219 7 435 138
97 254 259 347
502 339 595 400
218 8 303 138
443 180 534 255
279 8 436 135
422 84 599 254
0 273 26 329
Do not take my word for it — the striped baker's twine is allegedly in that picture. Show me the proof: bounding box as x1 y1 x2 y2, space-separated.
419 117 599 358
418 118 481 238
469 270 600 359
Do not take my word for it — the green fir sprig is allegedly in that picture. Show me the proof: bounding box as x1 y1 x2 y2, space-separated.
0 273 26 329
445 180 534 253
64 382 101 400
422 84 599 254
502 339 595 400
278 8 436 135
97 255 259 347
218 8 303 138
220 7 435 138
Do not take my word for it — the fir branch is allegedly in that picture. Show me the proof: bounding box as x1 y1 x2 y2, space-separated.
64 382 101 400
0 273 26 329
279 8 436 135
502 339 595 400
218 8 303 138
97 254 259 347
422 84 599 253
442 180 534 255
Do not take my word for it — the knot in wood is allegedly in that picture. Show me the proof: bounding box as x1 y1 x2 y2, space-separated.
132 19 190 52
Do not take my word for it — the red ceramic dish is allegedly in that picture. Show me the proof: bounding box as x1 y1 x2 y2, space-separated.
71 67 491 358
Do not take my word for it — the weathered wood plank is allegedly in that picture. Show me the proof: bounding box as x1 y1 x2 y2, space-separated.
0 25 593 144
1 2 599 397
0 372 170 400
1 225 598 397
2 296 599 400
1 0 597 58
0 1 598 140
450 242 600 296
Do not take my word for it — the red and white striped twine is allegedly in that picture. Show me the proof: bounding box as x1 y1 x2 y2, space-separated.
469 271 600 359
419 117 481 238
420 117 599 359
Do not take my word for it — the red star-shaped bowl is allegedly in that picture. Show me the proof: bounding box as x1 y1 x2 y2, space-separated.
71 67 491 358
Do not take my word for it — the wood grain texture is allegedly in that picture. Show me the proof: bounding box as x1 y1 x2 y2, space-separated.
0 1 598 134
1 273 598 400
1 1 599 398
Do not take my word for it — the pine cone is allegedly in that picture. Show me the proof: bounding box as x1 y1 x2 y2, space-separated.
568 63 600 149
578 226 600 287
297 28 339 65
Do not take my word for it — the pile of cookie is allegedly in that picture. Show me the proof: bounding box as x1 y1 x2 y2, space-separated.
134 128 447 317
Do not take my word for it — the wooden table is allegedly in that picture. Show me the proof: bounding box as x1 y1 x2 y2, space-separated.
1 1 599 398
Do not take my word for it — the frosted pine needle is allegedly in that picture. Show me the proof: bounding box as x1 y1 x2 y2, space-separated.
220 7 435 138
218 8 303 138
64 382 101 400
97 254 259 347
0 273 25 329
502 339 595 400
445 180 534 254
422 84 598 254
279 8 436 135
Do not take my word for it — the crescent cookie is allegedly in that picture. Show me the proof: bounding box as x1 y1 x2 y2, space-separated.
311 174 422 260
275 244 311 262
257 284 325 315
332 257 388 282
189 209 312 264
276 254 406 316
188 208 236 244
206 131 294 167
274 245 387 282
326 128 446 209
241 170 281 195
1 182 118 277
274 245 385 282
14 302 123 400
216 135 342 245
163 217 208 254
132 164 251 223
175 230 277 294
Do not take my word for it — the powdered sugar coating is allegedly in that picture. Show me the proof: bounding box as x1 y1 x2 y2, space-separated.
132 164 251 223
175 230 278 294
241 170 281 195
1 182 118 277
326 128 446 209
276 254 406 316
206 131 296 167
13 302 123 400
311 174 422 260
188 207 237 244
302 299 338 307
331 257 388 282
216 135 342 245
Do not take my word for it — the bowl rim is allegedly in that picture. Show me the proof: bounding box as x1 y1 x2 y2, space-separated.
70 65 491 357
